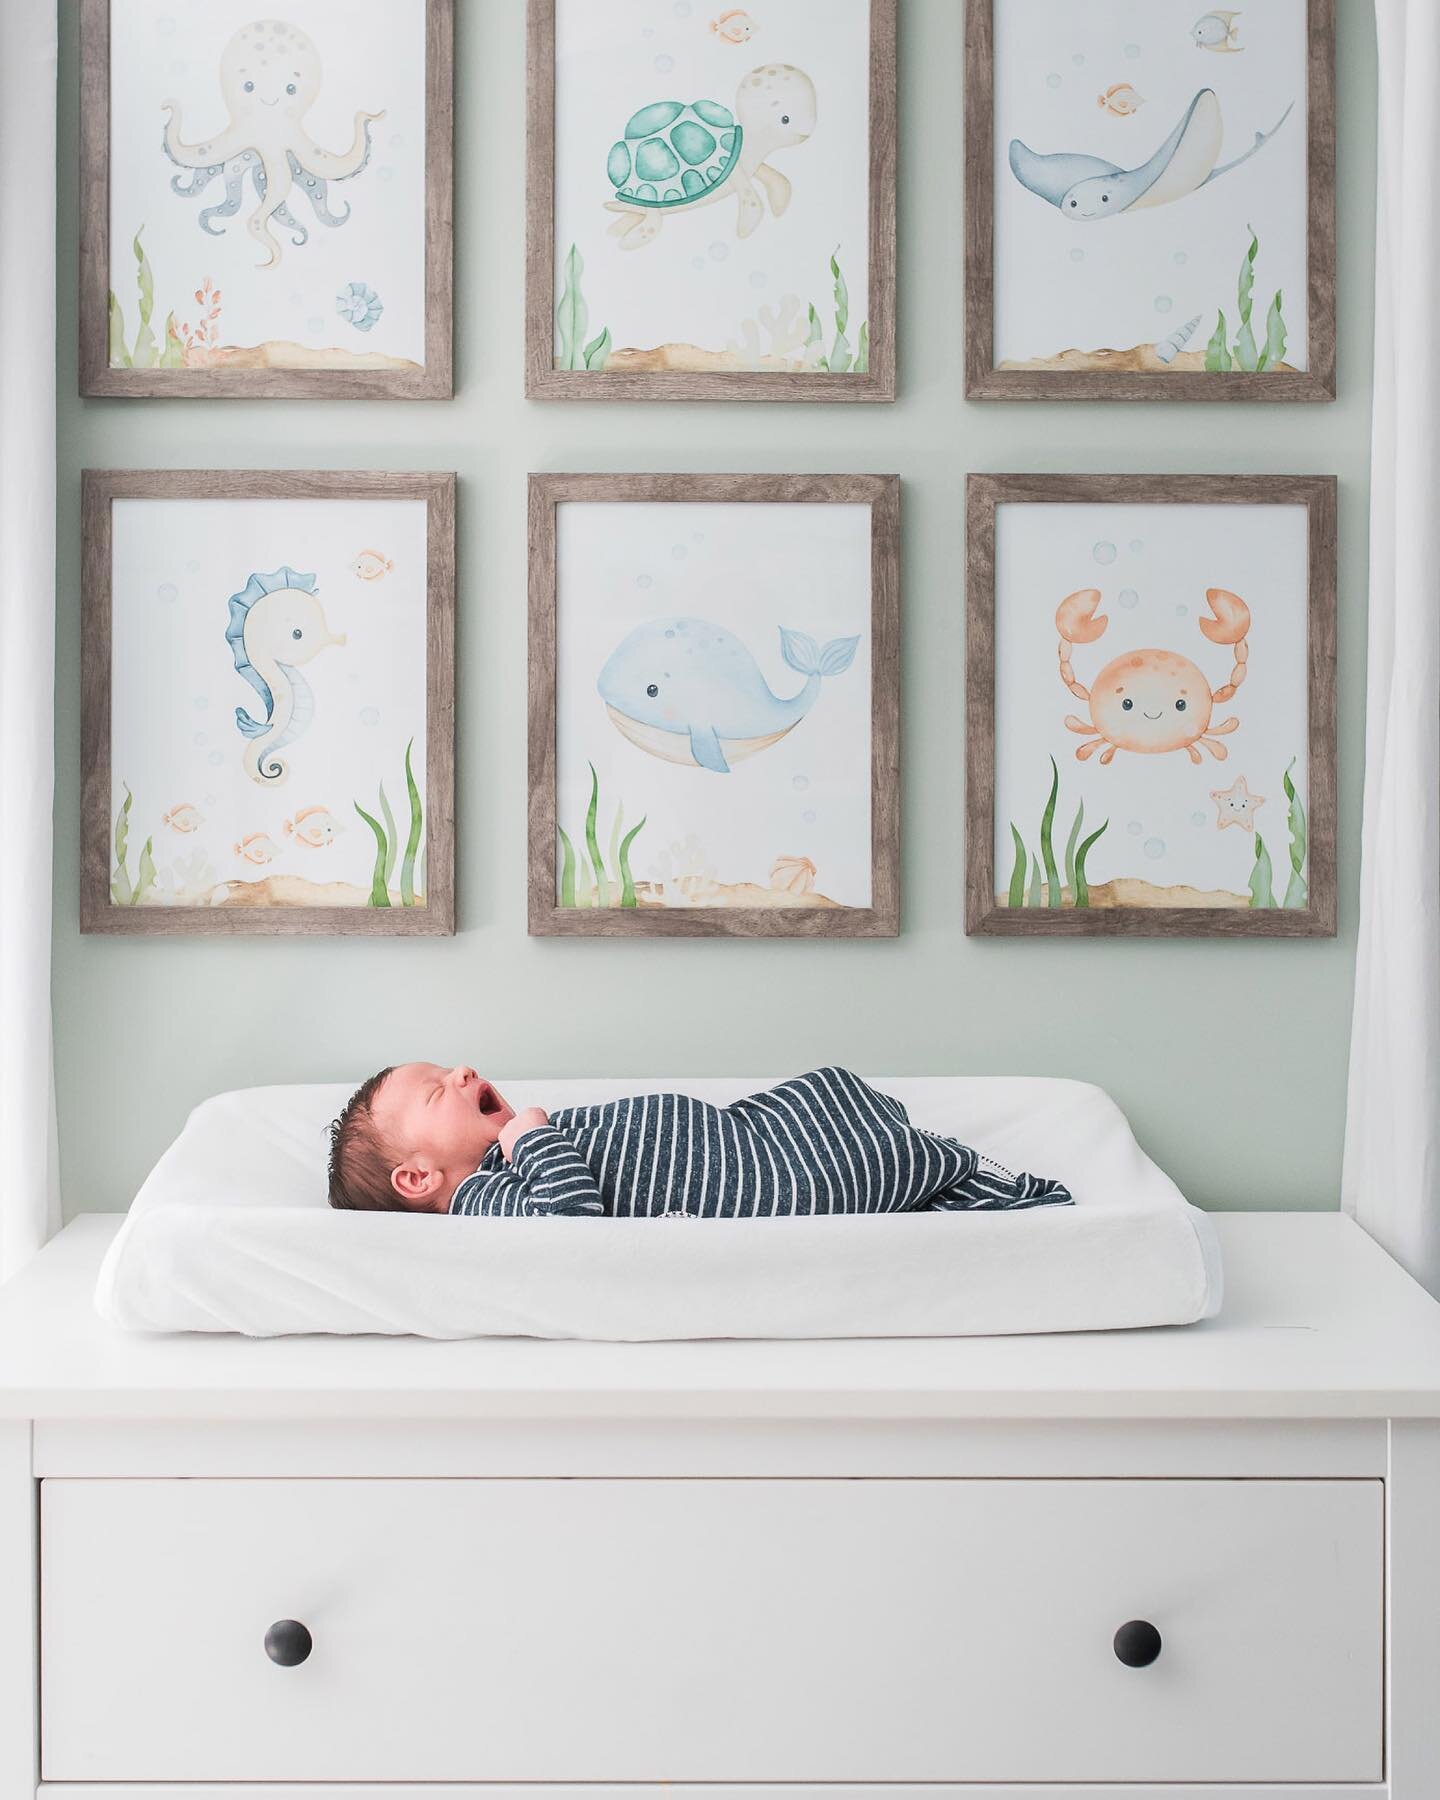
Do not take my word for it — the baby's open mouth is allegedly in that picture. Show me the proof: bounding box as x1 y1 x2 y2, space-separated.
476 1082 502 1116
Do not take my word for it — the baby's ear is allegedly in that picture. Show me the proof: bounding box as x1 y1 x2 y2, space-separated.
390 1159 443 1206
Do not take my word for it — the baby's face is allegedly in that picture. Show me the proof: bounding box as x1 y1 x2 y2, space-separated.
371 1064 515 1210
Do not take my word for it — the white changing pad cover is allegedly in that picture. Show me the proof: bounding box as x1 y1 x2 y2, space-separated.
95 1075 1221 1339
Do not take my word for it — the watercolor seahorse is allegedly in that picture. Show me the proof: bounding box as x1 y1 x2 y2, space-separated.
226 567 346 785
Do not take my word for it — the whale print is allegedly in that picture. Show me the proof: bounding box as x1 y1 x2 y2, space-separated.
597 617 859 775
226 566 347 785
1009 89 1294 221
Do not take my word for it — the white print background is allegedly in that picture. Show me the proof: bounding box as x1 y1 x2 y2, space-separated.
111 497 429 905
556 502 873 907
109 0 427 364
993 503 1310 901
554 0 870 357
993 0 1309 368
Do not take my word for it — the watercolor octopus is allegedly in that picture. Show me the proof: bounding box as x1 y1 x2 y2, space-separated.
1055 586 1250 764
162 19 384 269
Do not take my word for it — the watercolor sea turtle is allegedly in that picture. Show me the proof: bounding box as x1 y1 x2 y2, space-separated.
604 63 817 250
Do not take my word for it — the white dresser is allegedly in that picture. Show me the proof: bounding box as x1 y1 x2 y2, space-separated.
4 1211 1440 1799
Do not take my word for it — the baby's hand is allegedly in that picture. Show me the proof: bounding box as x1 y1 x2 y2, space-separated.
499 1107 550 1163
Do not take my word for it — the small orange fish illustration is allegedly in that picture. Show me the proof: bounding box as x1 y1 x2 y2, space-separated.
1097 82 1146 116
162 802 204 834
233 833 280 866
350 549 393 582
710 8 757 43
283 805 343 849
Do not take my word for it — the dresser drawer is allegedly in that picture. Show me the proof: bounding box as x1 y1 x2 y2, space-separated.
40 1477 1382 1784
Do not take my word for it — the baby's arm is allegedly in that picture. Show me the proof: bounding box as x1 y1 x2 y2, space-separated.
921 1140 1073 1211
450 1118 604 1217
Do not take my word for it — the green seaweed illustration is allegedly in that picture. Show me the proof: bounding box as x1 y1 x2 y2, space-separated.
558 763 646 907
1006 760 1108 908
1248 831 1277 908
107 228 186 371
1282 757 1309 909
110 785 157 907
805 247 869 374
1205 227 1289 374
353 739 425 908
555 244 613 371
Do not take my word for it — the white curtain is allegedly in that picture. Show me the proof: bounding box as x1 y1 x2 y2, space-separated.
1342 0 1440 1290
0 2 60 1282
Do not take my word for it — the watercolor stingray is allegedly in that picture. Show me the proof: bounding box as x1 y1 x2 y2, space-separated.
1009 88 1293 220
597 618 858 774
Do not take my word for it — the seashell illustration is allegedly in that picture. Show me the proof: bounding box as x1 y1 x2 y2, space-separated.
1153 313 1203 364
769 854 816 894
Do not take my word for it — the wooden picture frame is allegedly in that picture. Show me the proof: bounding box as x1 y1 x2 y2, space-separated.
529 473 900 936
964 0 1336 402
965 473 1337 937
525 0 897 402
78 0 454 399
81 469 456 935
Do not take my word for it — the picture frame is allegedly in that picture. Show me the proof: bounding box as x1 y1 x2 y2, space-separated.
81 468 456 935
529 473 900 936
78 0 454 399
964 0 1336 402
525 0 897 402
965 472 1337 937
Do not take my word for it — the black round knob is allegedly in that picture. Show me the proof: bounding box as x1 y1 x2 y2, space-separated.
264 1619 313 1667
1113 1619 1162 1668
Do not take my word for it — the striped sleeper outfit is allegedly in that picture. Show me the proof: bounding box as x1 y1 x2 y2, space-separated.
449 1067 1072 1219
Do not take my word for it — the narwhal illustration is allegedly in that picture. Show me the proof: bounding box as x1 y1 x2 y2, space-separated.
226 566 346 785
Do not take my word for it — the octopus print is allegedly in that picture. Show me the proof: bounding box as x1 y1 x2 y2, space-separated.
162 19 384 269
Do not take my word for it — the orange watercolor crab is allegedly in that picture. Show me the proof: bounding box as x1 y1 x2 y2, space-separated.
1055 586 1251 765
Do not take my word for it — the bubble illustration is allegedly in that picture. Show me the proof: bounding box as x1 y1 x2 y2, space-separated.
208 750 224 767
391 133 405 149
1072 52 1085 65
1175 604 1188 616
674 0 693 13
377 166 395 183
749 270 768 289
1127 820 1144 837
1124 41 1141 58
186 558 201 574
793 775 810 792
1174 251 1189 266
1093 542 1117 566
637 574 654 589
191 695 209 711
802 810 817 825
671 544 688 560
1046 72 1062 88
1144 838 1166 861
691 257 706 271
654 53 675 73
1154 295 1174 314
1118 588 1140 609
1069 248 1085 263
708 242 729 262
192 732 207 747
157 582 178 604
1129 539 1145 554
360 707 380 727
1191 811 1207 827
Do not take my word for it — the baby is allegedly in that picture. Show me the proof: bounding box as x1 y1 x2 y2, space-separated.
327 1064 1073 1219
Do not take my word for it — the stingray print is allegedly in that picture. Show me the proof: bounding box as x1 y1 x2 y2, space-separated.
1009 88 1294 221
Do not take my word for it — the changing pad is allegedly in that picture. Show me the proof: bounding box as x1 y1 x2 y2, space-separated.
94 1075 1221 1339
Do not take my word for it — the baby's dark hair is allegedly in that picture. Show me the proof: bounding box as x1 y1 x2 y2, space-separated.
327 1068 404 1211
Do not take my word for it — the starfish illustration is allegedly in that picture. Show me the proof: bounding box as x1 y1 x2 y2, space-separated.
1211 775 1266 832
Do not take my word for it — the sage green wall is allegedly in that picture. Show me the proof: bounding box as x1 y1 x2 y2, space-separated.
52 0 1377 1217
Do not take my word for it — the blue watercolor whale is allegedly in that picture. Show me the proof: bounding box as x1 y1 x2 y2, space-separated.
597 617 860 775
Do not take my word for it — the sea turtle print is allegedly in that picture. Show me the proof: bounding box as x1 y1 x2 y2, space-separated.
605 62 817 249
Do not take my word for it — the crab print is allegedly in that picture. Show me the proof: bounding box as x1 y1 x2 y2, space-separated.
1055 585 1251 765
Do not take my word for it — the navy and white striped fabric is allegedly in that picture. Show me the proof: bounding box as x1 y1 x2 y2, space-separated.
449 1067 1072 1219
